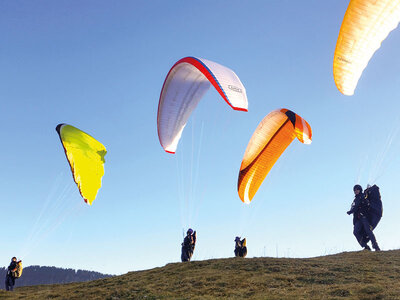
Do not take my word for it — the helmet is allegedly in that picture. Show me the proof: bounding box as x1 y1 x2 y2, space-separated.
187 228 193 235
353 184 363 192
235 236 240 241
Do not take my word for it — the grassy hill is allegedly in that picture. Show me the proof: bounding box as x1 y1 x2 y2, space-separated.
1 250 400 299
0 266 112 287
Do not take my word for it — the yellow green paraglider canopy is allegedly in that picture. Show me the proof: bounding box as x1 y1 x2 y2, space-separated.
56 124 107 205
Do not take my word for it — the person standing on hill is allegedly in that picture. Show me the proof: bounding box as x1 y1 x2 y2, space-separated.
181 228 196 262
5 257 17 291
347 185 380 251
234 237 247 258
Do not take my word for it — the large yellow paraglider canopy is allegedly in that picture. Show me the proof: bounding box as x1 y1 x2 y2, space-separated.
333 0 400 95
56 124 107 205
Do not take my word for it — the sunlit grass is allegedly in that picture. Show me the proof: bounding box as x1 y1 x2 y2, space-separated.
1 250 399 299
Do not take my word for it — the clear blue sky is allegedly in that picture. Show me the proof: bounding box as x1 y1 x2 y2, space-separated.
1 1 400 275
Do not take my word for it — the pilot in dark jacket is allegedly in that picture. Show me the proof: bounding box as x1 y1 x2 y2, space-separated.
181 229 196 262
347 185 380 251
5 257 17 291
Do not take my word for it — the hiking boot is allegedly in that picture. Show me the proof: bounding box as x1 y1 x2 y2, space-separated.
363 245 371 251
373 245 381 251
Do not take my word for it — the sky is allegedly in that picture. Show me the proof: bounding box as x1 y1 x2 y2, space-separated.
1 1 400 275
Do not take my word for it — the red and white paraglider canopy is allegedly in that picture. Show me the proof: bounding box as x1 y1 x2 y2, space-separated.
157 56 248 154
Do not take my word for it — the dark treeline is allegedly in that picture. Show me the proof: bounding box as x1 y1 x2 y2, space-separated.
1 266 113 287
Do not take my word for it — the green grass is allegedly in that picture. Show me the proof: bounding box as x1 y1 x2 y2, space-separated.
1 250 400 299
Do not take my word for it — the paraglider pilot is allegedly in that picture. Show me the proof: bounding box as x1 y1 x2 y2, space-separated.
5 257 18 291
234 237 247 258
347 185 380 251
181 228 196 262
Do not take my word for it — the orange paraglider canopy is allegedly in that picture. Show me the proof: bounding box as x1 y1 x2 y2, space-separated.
238 109 312 204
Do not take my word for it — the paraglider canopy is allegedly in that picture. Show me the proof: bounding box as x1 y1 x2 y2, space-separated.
333 0 400 95
157 56 248 153
56 124 107 205
238 109 312 204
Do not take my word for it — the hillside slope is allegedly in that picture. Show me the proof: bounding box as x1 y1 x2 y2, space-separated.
1 250 400 299
0 266 112 287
